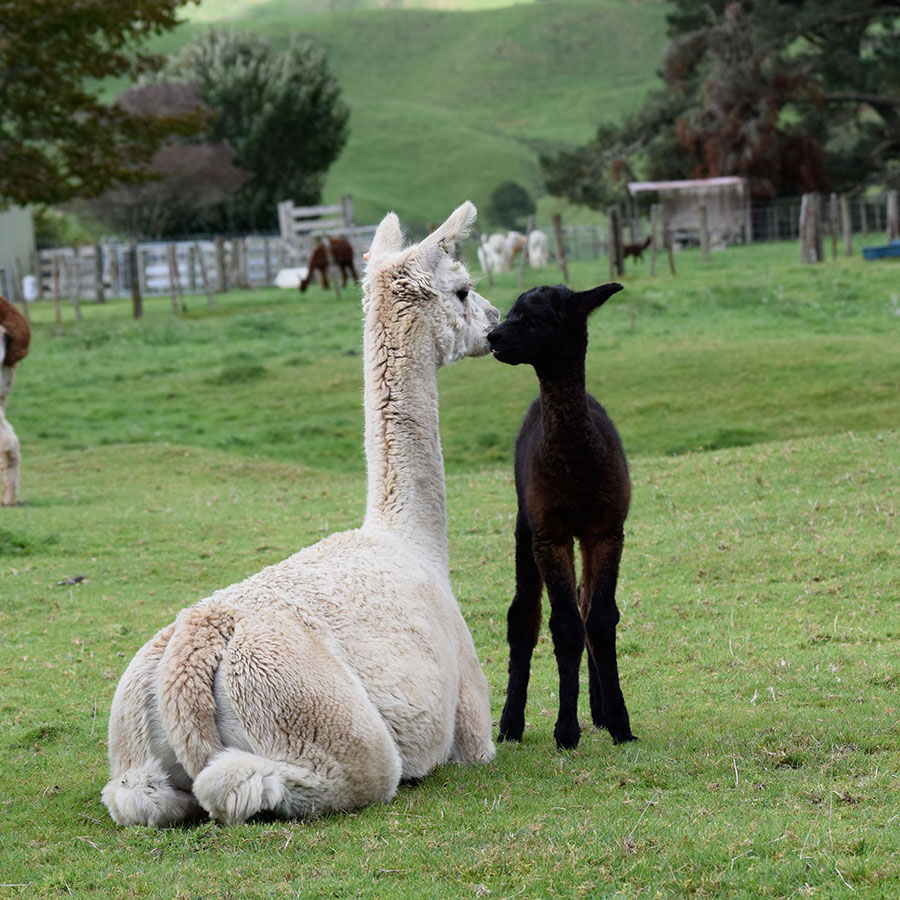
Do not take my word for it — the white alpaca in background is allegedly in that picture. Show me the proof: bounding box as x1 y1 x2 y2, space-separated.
478 232 509 274
527 229 550 268
103 202 499 826
505 231 526 266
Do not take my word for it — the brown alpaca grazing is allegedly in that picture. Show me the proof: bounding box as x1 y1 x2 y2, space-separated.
299 237 358 293
487 282 635 750
0 294 31 506
622 236 651 262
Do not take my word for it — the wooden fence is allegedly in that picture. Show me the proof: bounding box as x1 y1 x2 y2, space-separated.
33 228 376 306
16 189 898 316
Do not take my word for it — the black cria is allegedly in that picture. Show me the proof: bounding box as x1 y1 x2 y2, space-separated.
488 282 635 750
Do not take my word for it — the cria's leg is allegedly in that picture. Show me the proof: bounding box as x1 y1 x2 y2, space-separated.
498 512 543 743
103 625 201 827
536 536 584 750
190 611 402 824
580 537 635 744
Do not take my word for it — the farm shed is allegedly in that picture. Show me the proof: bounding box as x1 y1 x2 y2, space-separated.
0 205 36 300
628 176 752 245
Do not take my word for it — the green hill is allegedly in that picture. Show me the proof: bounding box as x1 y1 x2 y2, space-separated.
159 0 669 229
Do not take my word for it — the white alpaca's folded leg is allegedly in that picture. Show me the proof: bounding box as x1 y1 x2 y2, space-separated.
186 610 402 823
102 759 199 827
192 749 337 824
104 625 200 827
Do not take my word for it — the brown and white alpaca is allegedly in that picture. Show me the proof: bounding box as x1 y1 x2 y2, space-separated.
0 295 31 507
102 202 499 826
299 236 358 292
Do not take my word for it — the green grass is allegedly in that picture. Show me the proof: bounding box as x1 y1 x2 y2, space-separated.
147 0 669 230
15 237 900 468
2 241 899 897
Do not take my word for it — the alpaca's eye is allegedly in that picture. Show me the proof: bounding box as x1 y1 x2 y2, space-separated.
455 288 469 302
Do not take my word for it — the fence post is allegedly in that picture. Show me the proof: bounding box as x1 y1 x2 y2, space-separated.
699 204 710 261
664 222 676 276
829 193 838 261
69 249 83 322
138 248 150 298
340 195 356 228
94 243 105 304
214 236 227 292
799 193 824 263
649 203 658 277
13 258 30 322
166 243 180 313
552 214 569 283
840 194 852 256
128 242 142 319
52 254 62 325
606 206 622 278
886 190 899 241
263 236 273 284
193 242 215 309
108 248 119 299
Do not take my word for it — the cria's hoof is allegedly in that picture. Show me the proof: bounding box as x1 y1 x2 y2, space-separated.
554 721 581 751
498 707 525 743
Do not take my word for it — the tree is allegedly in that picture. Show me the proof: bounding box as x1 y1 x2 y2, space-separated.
542 0 900 204
163 29 350 232
487 181 536 231
0 0 206 207
81 84 251 238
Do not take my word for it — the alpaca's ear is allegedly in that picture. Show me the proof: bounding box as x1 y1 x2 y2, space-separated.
366 212 405 273
417 201 478 271
575 282 623 312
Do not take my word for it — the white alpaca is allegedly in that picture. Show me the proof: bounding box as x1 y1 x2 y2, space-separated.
478 232 511 274
0 295 30 507
527 229 550 268
504 231 526 267
102 202 499 827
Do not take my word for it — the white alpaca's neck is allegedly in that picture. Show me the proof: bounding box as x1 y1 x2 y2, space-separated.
361 304 449 573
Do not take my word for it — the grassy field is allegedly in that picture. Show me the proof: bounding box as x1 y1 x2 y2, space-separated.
148 0 668 230
2 239 899 898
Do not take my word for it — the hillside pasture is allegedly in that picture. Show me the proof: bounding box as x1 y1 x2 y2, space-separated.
1 240 899 898
150 0 669 229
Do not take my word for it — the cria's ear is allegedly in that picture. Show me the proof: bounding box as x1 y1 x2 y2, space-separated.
417 201 478 271
574 282 623 312
366 211 405 273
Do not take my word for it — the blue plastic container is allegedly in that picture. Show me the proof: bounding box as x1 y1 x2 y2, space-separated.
862 239 900 260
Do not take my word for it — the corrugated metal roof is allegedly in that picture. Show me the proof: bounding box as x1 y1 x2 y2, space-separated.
628 177 746 194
